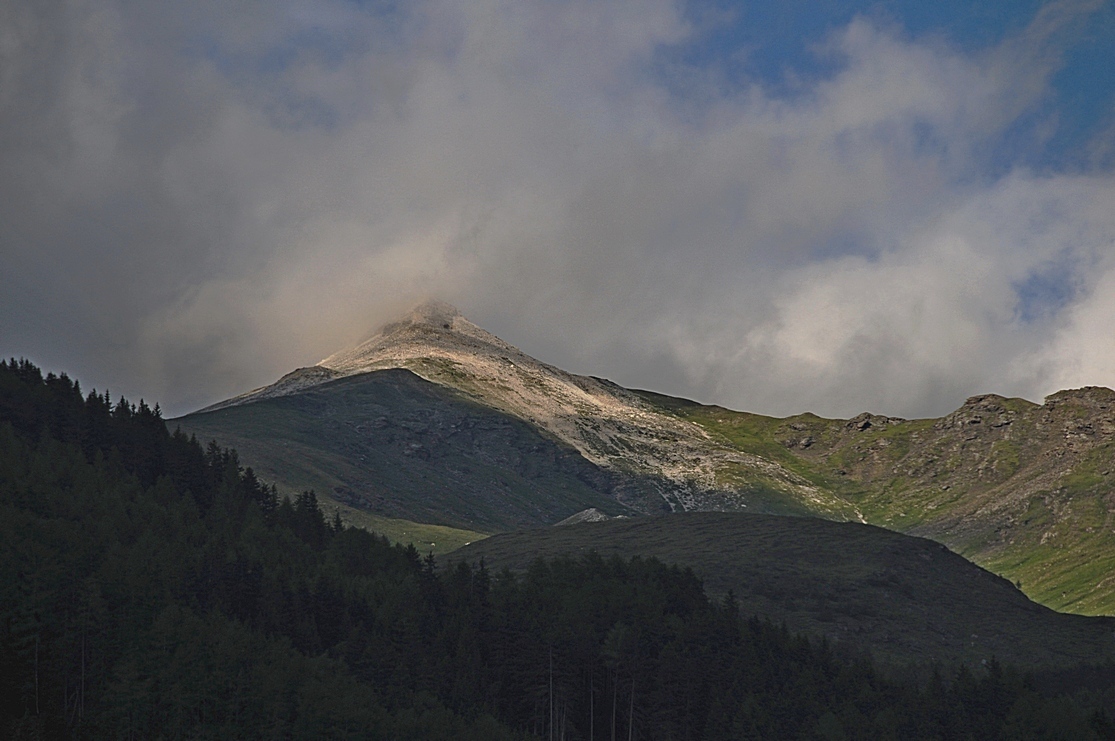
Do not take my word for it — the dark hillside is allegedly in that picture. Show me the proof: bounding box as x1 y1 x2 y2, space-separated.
450 513 1115 670
172 369 645 534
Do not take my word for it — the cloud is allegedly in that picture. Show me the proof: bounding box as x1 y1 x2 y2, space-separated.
2 0 1113 418
709 173 1115 417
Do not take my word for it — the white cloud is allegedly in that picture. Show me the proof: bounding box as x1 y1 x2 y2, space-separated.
2 0 1114 418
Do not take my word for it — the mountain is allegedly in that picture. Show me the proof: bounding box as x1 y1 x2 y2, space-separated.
447 512 1115 670
196 300 852 519
175 368 648 549
173 300 1115 614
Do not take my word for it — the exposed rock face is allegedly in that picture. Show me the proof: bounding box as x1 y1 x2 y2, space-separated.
555 508 615 526
847 412 905 432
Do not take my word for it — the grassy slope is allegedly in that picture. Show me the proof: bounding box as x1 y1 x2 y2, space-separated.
327 505 486 556
638 389 1115 616
448 512 1115 670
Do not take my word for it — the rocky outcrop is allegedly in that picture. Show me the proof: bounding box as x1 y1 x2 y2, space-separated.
556 508 615 526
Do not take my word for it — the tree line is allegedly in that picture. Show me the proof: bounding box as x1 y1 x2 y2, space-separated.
2 358 1113 739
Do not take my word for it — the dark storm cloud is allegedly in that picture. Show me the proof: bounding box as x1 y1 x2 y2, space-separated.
2 0 1114 418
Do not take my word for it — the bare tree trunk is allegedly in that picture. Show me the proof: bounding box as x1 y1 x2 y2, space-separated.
612 669 617 741
81 628 86 721
549 649 554 741
35 634 40 716
628 678 634 741
590 671 594 741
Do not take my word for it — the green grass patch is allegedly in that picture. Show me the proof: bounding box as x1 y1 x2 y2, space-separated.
642 400 843 489
1061 446 1112 494
990 439 1021 478
330 504 488 555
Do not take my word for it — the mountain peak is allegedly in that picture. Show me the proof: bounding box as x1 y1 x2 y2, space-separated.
352 299 466 346
320 300 519 374
377 299 472 341
404 299 461 324
313 302 848 518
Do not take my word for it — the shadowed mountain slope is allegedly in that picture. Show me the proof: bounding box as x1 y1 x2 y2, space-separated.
175 369 644 536
448 512 1115 670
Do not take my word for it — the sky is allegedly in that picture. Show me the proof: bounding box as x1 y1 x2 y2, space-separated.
2 0 1114 420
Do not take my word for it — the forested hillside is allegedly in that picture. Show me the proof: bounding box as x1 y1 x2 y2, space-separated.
3 359 1114 739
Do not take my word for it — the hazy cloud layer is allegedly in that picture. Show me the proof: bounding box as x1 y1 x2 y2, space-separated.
2 0 1113 418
